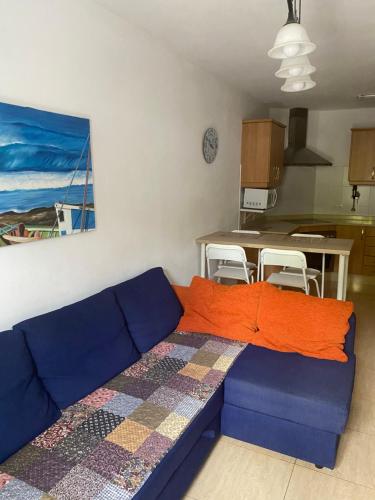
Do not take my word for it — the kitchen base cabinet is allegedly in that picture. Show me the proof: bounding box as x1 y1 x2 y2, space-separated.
335 225 365 275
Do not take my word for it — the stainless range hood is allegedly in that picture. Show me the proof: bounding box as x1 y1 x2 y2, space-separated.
284 108 332 166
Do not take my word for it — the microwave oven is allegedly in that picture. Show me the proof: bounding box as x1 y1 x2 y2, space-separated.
242 188 278 210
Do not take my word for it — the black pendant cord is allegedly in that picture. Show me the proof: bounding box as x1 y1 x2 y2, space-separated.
285 0 301 24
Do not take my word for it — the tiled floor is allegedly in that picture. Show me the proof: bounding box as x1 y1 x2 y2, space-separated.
184 274 375 500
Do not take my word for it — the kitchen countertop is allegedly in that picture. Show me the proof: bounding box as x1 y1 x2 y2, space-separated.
244 214 375 234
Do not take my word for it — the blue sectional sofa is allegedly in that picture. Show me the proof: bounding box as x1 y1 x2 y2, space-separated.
0 268 356 499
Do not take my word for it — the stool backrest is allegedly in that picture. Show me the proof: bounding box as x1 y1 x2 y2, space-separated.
206 243 247 264
260 248 307 281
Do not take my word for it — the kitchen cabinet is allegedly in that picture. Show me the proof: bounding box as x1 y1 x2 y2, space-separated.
348 128 375 185
363 227 375 275
241 119 286 188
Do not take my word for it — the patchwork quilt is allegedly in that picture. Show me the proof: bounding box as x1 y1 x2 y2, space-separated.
0 332 246 500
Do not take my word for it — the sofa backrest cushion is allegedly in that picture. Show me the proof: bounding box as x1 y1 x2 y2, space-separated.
113 267 183 352
15 289 140 409
174 277 262 343
253 283 354 362
0 330 60 463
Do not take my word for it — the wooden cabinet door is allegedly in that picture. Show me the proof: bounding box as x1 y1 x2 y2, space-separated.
349 129 375 185
241 121 272 188
241 120 285 188
336 225 365 274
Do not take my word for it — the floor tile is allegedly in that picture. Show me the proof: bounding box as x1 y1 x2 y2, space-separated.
285 465 375 500
186 438 293 500
354 366 375 402
347 395 375 436
220 435 296 463
297 429 375 489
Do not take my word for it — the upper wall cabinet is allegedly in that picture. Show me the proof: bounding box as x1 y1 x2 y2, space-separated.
241 119 286 188
349 128 375 185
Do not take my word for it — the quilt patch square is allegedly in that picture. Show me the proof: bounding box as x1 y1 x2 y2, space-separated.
16 452 70 491
32 420 72 450
213 355 233 372
106 420 152 453
80 388 118 409
167 332 208 349
114 456 151 494
178 363 210 381
202 369 225 387
0 478 42 500
174 395 205 419
129 401 169 429
157 412 189 440
202 340 229 354
144 357 187 384
94 482 133 500
103 374 130 392
55 428 102 464
147 386 185 411
82 441 131 481
190 350 221 368
49 465 107 500
134 432 173 465
169 344 197 361
150 342 176 357
166 373 200 393
120 377 160 400
190 382 213 402
0 444 46 478
102 393 144 418
78 410 124 439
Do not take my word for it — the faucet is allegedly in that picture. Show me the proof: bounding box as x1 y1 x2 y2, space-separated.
351 185 360 212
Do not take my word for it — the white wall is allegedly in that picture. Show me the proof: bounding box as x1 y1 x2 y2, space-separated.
270 107 375 216
0 0 266 330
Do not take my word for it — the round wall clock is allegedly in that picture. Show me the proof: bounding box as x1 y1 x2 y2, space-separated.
203 127 218 164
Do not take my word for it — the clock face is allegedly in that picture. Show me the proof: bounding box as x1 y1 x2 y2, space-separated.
203 128 218 164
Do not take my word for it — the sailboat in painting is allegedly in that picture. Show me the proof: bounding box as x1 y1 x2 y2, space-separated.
0 101 96 247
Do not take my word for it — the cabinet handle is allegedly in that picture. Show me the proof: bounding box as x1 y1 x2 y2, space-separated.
361 228 365 239
372 168 375 180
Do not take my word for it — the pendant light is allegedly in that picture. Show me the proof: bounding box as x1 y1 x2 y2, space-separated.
281 75 316 92
275 55 315 79
268 0 317 92
268 0 316 59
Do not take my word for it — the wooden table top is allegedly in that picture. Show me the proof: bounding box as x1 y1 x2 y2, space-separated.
196 231 353 256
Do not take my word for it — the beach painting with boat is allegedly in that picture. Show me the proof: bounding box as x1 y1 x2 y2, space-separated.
0 101 95 247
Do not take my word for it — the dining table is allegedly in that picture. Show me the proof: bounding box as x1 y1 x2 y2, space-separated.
196 231 354 301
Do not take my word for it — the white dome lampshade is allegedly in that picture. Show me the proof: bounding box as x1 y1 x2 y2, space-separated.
268 22 316 59
281 75 316 92
275 55 316 79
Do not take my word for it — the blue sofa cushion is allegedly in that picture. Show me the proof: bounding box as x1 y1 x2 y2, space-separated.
0 330 60 463
225 344 356 434
15 289 140 409
113 268 183 352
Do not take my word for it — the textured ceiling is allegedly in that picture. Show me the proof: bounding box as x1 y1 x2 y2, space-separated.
97 0 375 109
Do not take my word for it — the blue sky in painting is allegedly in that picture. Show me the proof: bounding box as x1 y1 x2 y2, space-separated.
0 102 94 213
